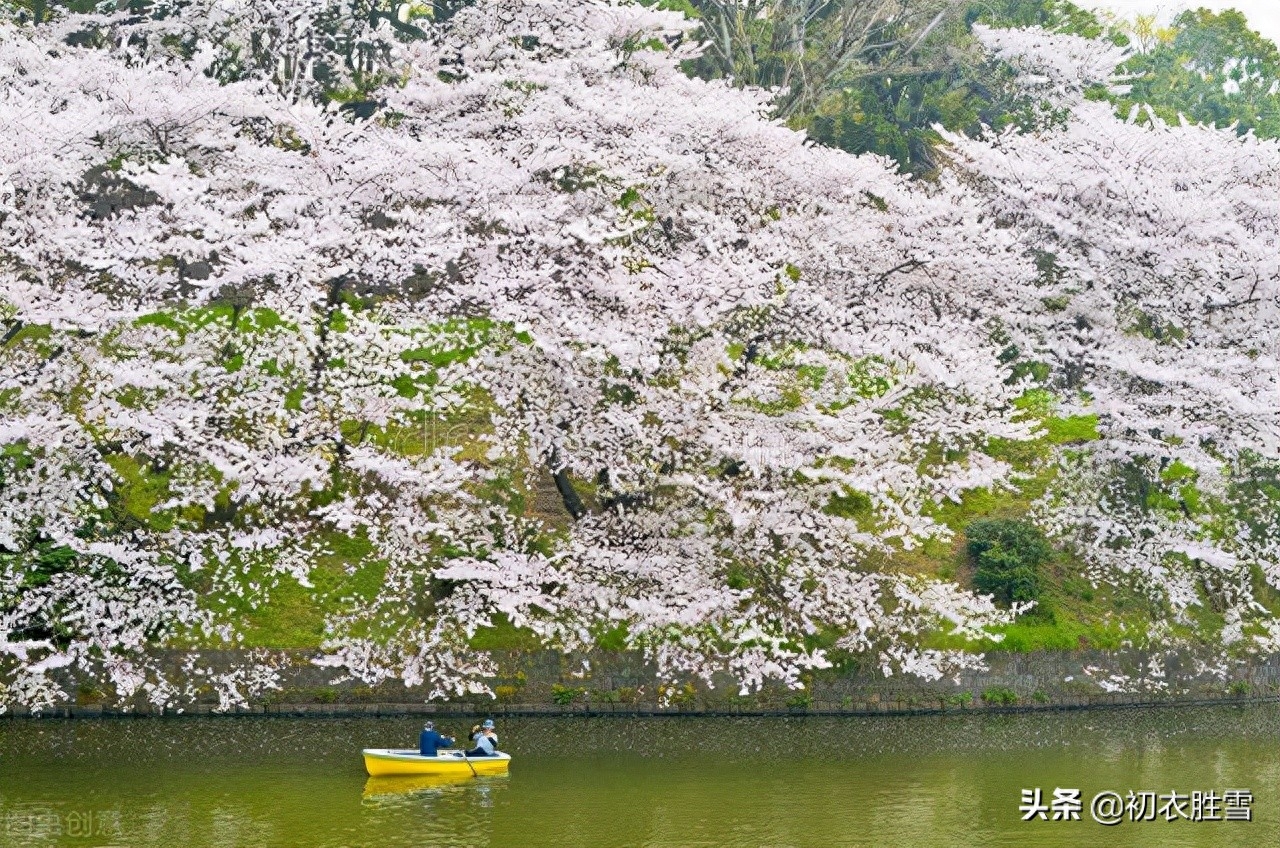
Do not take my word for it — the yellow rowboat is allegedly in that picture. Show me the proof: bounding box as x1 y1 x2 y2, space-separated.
362 748 512 777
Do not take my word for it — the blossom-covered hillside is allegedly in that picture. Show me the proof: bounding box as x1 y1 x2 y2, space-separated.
1 0 1278 711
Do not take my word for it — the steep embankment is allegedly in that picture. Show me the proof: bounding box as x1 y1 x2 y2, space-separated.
1 2 1279 712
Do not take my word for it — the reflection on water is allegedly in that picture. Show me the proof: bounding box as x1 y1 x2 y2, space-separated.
0 705 1277 847
362 773 508 800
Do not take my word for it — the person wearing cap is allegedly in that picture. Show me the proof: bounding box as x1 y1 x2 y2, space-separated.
418 721 454 757
464 719 499 757
480 718 499 751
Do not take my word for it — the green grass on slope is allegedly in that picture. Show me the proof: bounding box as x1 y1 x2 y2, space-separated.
173 530 387 650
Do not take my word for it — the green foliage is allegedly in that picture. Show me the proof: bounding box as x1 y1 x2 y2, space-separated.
800 0 1111 172
659 682 698 705
103 454 173 531
551 684 584 705
823 488 874 521
683 0 1280 172
184 529 388 650
135 305 291 345
973 0 1109 40
846 355 895 400
593 622 630 652
966 519 1052 606
398 317 495 368
1110 9 1280 139
1128 310 1186 344
1061 577 1094 603
785 691 813 710
639 0 699 17
1012 388 1054 416
922 554 1150 656
724 562 752 591
1044 414 1099 444
981 685 1018 705
76 683 106 705
981 617 1127 652
17 541 77 590
941 691 973 708
1227 679 1252 697
806 68 1001 173
467 613 546 652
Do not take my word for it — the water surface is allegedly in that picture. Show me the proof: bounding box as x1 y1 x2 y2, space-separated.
1 705 1277 846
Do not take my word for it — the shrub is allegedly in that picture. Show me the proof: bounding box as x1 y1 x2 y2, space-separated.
1227 680 1252 697
591 688 621 704
550 684 583 705
786 691 813 710
942 692 973 708
658 682 697 706
672 683 697 705
965 519 1053 606
981 686 1019 706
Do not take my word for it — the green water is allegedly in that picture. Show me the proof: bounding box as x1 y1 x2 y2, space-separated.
1 705 1277 847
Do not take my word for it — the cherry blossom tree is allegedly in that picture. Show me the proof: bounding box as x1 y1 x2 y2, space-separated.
942 27 1280 643
1 2 1277 711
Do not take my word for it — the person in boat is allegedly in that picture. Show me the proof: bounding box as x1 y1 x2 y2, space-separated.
480 718 499 750
418 721 455 757
464 720 498 757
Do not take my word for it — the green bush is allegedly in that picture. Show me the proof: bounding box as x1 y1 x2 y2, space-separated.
981 686 1019 706
659 682 697 705
550 684 583 705
1227 680 1252 697
591 688 621 704
965 519 1053 606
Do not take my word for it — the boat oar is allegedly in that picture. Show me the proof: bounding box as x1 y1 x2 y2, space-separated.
459 747 477 777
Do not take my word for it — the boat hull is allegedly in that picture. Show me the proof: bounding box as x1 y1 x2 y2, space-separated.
362 748 511 777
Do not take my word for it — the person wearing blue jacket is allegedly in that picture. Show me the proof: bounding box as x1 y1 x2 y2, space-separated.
418 721 454 757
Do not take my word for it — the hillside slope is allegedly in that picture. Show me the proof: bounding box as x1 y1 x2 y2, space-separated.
1 1 1278 710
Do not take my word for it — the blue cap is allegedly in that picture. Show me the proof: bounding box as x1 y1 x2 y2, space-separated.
482 719 495 728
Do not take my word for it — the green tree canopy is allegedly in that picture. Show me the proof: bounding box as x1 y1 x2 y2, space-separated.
681 1 1280 172
1109 8 1280 138
966 519 1053 607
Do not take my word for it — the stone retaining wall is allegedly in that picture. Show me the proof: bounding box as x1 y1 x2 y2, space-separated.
3 646 1277 718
